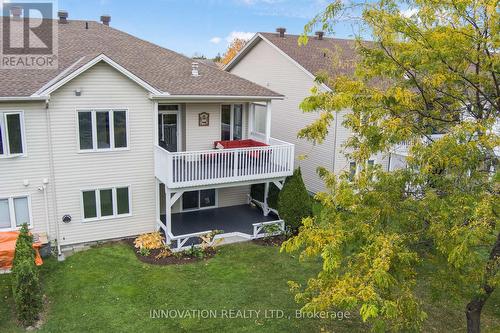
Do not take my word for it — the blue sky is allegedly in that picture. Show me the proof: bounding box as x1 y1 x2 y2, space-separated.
46 0 363 58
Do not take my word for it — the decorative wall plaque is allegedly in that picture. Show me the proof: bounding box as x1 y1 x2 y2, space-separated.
199 112 209 126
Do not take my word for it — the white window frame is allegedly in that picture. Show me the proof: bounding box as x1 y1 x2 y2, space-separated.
0 111 26 158
181 189 218 212
158 104 181 152
0 195 33 231
80 185 132 222
76 108 129 153
220 104 244 141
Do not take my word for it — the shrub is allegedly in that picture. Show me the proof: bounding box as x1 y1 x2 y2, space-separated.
199 230 224 251
250 183 280 209
134 232 164 250
11 224 42 327
155 245 172 259
138 247 151 257
185 245 205 259
277 168 312 230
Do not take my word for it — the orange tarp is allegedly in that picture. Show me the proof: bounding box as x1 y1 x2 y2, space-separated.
0 231 43 270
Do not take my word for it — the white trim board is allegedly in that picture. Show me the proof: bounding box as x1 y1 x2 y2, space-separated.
34 54 165 97
150 94 284 101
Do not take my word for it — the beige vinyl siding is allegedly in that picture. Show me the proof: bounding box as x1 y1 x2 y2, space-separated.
218 185 250 207
230 39 389 193
48 62 156 245
0 101 55 236
184 103 248 151
229 39 336 193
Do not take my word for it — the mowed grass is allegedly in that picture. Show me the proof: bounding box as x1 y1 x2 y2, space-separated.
0 242 499 333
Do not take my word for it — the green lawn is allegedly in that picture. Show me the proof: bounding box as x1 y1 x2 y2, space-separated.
1 242 499 332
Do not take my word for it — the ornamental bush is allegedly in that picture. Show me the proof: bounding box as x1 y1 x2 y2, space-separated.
277 168 312 230
11 224 43 326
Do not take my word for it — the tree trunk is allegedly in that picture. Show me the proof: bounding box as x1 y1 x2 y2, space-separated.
466 232 500 333
466 298 484 333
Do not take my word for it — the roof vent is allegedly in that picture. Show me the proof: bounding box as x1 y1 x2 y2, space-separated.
100 15 111 26
10 6 22 20
276 27 286 38
191 62 200 77
315 31 324 40
58 10 68 24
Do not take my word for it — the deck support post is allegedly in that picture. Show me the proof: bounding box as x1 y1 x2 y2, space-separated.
265 101 272 144
155 178 160 230
165 187 172 244
263 182 270 216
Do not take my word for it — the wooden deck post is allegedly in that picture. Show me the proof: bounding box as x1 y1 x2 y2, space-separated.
165 187 172 243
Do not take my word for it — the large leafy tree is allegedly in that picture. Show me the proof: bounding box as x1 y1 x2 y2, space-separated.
282 1 499 332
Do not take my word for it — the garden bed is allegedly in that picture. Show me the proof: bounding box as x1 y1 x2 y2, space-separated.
252 235 288 247
126 239 216 265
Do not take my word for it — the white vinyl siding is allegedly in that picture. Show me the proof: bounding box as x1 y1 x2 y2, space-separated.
0 101 53 237
0 195 32 230
48 62 156 245
184 103 248 151
0 111 26 157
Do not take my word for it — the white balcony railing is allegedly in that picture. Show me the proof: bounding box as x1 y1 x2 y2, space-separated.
155 139 294 188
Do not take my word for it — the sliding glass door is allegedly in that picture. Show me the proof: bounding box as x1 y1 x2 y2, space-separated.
221 104 243 141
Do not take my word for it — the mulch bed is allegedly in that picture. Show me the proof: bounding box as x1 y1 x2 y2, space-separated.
252 235 288 247
125 239 215 266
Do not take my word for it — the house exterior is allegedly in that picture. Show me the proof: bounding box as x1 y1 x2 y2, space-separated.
225 29 391 193
0 13 293 256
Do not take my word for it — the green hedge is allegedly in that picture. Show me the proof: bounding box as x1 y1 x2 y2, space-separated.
11 224 43 326
277 168 312 230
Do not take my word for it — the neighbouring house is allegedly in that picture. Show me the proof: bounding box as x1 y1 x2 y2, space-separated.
225 28 393 193
0 11 294 256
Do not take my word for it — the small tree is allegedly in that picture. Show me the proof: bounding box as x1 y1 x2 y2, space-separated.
219 38 246 66
278 168 312 230
11 224 42 326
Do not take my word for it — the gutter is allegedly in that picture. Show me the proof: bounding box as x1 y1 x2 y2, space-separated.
149 94 284 101
0 96 49 102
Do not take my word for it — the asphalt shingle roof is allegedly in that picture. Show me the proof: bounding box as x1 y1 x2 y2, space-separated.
0 19 281 98
259 32 367 84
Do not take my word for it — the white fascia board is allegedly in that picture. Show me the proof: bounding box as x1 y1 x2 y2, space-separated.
34 54 165 96
223 33 262 71
149 94 284 102
0 96 49 102
225 33 332 93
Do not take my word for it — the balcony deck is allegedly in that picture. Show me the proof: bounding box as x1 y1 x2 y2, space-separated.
155 137 294 188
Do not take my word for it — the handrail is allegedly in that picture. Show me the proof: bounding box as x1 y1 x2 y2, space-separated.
155 138 295 188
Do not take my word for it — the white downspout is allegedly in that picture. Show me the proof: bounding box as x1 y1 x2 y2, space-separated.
44 100 63 259
40 179 50 239
332 112 339 175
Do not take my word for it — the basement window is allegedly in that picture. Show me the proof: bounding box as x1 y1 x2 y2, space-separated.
82 186 131 221
0 196 32 230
